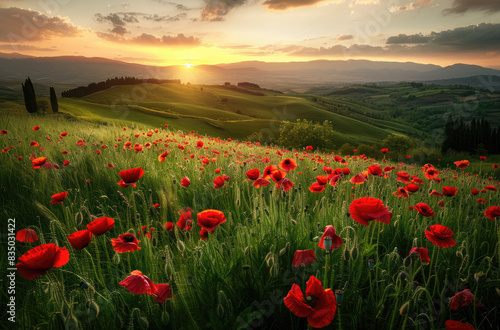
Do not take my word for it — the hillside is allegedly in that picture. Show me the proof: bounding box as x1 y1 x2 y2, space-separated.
63 82 422 145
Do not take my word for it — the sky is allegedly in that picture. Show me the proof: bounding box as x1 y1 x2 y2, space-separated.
0 0 499 68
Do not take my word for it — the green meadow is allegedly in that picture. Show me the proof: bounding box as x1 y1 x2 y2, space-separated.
0 113 498 329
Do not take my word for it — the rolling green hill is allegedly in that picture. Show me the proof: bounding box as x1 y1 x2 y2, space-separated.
61 82 419 146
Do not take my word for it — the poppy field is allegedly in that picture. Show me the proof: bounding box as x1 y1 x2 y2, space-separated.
1 114 499 330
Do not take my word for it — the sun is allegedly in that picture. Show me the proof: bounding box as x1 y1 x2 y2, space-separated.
183 63 193 68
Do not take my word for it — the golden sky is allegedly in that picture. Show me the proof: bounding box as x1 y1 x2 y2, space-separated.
0 0 499 68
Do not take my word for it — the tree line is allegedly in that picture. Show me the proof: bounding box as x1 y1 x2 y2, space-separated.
442 117 500 154
61 77 181 98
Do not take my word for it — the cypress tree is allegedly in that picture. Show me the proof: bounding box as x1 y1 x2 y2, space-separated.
22 77 37 113
50 87 59 113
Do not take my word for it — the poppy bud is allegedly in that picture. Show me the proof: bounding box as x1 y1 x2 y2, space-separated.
242 265 251 270
474 272 486 285
368 259 375 270
79 281 90 289
291 219 297 226
323 236 332 252
335 289 344 305
400 271 407 280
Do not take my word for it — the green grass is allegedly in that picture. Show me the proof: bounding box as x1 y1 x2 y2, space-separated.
0 114 499 329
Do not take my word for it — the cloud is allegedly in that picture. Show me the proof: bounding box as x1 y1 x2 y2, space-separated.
95 13 139 26
111 26 129 35
272 23 500 58
199 0 247 21
153 1 196 10
97 32 201 47
386 23 500 51
386 33 431 44
389 0 434 12
0 7 82 42
338 34 354 41
442 0 500 15
142 13 187 22
262 0 327 10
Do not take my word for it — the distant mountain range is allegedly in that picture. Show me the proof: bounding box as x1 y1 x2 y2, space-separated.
1 52 499 91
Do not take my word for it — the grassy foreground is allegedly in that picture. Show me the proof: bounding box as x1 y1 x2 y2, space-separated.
0 114 499 329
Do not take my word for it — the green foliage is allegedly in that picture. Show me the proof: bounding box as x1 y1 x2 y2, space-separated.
382 134 416 157
22 76 37 113
37 99 50 113
276 119 337 150
339 142 355 155
50 87 59 113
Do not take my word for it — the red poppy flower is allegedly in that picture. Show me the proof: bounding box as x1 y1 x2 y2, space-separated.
485 185 498 192
119 270 156 295
316 175 328 185
350 173 367 184
449 289 483 310
425 225 455 248
368 164 383 176
454 160 469 169
138 226 154 240
284 275 337 328
277 178 294 192
111 233 141 253
246 169 260 181
197 141 204 149
31 156 47 169
181 177 190 188
318 225 343 250
493 164 499 169
442 186 458 197
306 146 313 151
158 150 169 162
67 230 92 250
262 165 278 179
309 182 325 193
381 148 388 154
0 130 7 134
197 209 226 234
50 191 68 204
438 199 445 208
396 171 411 184
16 243 70 280
409 247 430 263
279 158 297 172
484 206 500 220
429 190 443 197
177 209 193 231
477 198 487 204
30 141 39 147
163 222 174 231
150 283 172 303
342 168 351 175
117 167 144 188
253 178 271 188
413 203 434 217
349 197 393 226
213 175 226 188
292 250 316 267
444 320 475 330
393 187 409 198
16 229 38 242
86 217 115 236
33 126 40 131
479 156 486 161
328 174 341 187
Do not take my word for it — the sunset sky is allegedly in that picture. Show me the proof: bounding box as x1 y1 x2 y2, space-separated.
0 0 499 68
